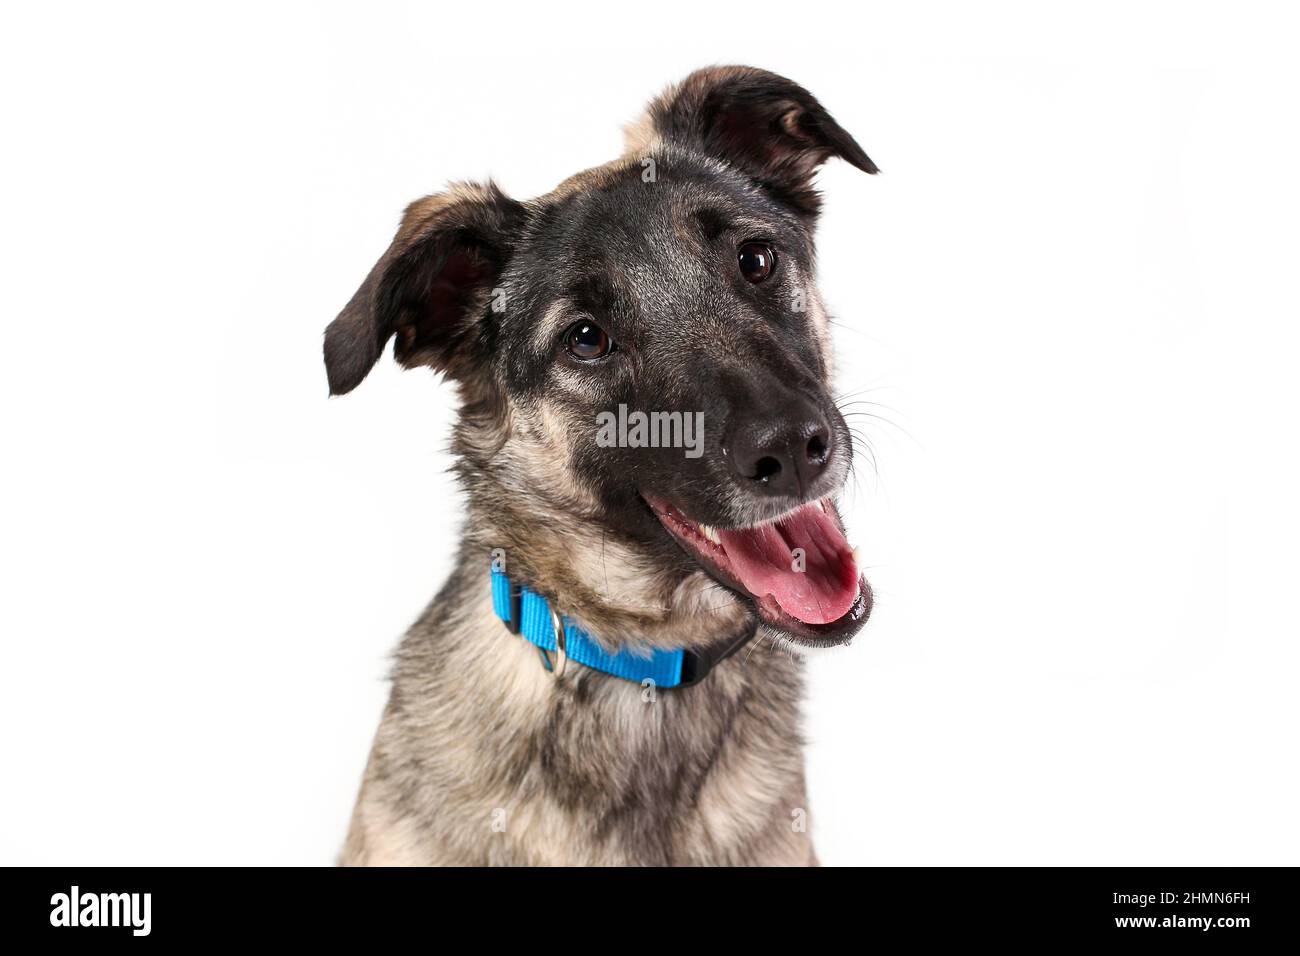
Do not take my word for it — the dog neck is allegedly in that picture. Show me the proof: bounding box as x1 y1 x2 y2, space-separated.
459 490 755 652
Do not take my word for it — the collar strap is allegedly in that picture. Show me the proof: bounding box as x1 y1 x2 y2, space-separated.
490 570 753 688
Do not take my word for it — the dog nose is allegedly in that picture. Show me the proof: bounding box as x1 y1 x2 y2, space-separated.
726 403 833 497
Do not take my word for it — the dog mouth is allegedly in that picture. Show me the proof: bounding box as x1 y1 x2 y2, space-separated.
644 494 872 645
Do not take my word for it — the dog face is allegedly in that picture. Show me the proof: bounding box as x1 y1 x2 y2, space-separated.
325 67 876 647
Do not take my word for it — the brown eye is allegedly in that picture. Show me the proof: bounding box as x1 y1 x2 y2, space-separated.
564 321 612 360
738 242 776 283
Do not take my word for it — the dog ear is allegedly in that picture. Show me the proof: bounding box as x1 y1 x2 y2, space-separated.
629 66 876 218
323 182 524 395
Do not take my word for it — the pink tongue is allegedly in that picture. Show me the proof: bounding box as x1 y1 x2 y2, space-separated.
716 502 860 625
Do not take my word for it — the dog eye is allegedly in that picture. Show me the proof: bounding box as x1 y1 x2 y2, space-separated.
737 242 776 283
564 321 612 360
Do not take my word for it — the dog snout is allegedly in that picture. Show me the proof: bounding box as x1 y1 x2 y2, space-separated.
725 398 834 498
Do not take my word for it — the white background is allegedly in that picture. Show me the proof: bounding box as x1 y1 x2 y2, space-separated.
2 1 1297 865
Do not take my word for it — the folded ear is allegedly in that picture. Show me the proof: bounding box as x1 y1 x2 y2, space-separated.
323 181 525 395
628 65 876 218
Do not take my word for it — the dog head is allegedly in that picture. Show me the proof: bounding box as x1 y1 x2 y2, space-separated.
325 66 876 649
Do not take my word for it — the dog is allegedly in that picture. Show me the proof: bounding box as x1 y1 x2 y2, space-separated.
325 66 876 865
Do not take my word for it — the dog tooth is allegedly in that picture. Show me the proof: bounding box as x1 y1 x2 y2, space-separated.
701 525 721 545
851 546 863 567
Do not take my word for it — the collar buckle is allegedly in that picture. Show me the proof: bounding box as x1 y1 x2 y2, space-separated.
676 620 758 687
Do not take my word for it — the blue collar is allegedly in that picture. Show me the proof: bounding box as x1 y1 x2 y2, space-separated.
490 570 753 688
